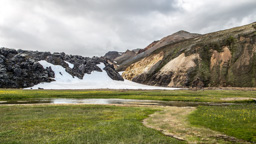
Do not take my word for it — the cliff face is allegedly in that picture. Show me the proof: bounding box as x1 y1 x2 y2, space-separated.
0 48 123 88
122 22 256 87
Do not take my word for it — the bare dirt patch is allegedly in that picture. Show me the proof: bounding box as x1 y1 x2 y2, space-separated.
210 46 231 70
220 97 256 101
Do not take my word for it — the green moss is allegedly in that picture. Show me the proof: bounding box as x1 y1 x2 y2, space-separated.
209 42 222 52
229 42 241 63
252 24 256 30
252 54 256 86
197 60 211 86
210 65 221 86
189 105 256 143
227 69 235 86
225 36 235 46
252 78 256 86
0 105 184 144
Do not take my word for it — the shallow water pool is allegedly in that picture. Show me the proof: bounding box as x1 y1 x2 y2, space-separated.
0 98 239 107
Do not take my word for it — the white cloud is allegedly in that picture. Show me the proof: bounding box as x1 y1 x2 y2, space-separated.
0 0 255 57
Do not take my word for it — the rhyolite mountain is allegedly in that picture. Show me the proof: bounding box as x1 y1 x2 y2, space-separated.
104 30 201 71
0 48 123 88
120 22 256 87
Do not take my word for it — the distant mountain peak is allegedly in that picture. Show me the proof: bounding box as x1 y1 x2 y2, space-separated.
174 30 190 34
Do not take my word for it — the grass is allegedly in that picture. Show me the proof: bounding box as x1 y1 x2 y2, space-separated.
1 89 255 143
0 105 184 144
189 104 256 143
0 89 256 103
144 107 245 143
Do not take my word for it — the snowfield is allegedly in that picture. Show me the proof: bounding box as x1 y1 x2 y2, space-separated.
29 60 179 90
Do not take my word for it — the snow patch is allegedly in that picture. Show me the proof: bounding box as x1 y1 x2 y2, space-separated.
38 60 79 82
29 61 179 90
118 71 124 75
65 61 74 69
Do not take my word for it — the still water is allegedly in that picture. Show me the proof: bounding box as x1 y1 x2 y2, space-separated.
0 98 238 107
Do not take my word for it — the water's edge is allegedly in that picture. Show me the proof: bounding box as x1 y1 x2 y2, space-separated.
0 98 239 107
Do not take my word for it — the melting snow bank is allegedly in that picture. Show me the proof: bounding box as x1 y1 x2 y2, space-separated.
28 60 179 90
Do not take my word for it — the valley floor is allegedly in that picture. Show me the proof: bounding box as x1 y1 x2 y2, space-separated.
0 105 182 144
0 89 255 143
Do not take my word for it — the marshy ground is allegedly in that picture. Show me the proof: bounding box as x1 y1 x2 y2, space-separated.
0 89 255 143
1 89 256 103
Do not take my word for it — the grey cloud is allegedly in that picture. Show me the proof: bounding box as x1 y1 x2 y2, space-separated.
0 0 256 57
46 0 179 16
177 0 256 33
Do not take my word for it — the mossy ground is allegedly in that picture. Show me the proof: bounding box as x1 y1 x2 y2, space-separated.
0 105 183 144
0 89 256 143
144 107 246 144
189 104 256 143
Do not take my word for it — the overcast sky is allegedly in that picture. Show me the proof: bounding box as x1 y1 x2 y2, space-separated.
0 0 256 57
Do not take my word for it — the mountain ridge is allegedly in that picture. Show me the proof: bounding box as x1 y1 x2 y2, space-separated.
104 30 201 71
121 22 256 87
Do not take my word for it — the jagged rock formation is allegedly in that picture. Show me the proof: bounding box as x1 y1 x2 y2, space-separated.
105 30 200 71
103 49 142 70
122 22 256 87
0 48 123 88
103 51 121 61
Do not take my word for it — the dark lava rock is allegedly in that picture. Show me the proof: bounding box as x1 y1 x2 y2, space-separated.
0 47 123 88
104 66 124 81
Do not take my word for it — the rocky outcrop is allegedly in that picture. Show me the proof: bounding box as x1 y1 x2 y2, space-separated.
104 51 121 61
0 48 54 88
0 48 123 88
103 49 143 70
122 22 256 87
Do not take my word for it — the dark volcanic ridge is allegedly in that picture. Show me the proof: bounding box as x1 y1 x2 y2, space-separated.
0 48 123 88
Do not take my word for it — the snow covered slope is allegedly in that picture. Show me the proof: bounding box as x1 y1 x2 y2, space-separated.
29 60 179 90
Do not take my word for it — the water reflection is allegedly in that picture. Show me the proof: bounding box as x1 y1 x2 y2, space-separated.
0 98 240 107
51 98 155 105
